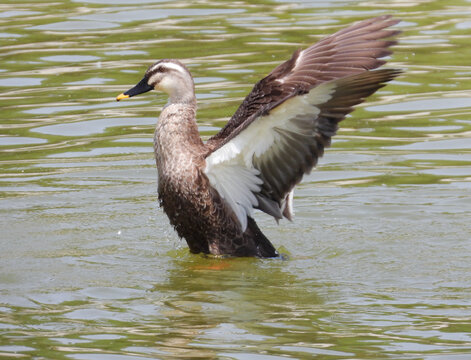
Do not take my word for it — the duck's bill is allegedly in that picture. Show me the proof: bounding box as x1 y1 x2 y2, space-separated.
116 93 130 101
116 77 153 101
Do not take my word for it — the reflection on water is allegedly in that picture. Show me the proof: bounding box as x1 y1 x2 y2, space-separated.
0 77 45 86
1 0 471 359
32 117 157 136
367 97 471 112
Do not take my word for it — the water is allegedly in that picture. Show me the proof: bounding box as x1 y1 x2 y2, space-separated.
1 0 471 359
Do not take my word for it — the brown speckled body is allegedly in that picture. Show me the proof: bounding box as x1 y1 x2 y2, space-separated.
154 102 277 257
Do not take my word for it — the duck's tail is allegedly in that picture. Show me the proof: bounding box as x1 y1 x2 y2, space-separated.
245 217 279 258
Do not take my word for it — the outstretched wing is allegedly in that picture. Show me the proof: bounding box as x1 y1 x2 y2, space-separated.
207 15 400 147
204 16 401 231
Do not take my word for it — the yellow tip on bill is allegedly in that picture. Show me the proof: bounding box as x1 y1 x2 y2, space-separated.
116 93 130 101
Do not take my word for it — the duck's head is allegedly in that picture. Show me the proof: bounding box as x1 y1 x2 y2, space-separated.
116 59 195 104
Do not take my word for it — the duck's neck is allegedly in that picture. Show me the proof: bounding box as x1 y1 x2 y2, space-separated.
154 100 204 176
167 88 196 105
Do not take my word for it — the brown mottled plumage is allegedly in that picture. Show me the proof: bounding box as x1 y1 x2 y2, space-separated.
116 15 402 258
152 100 277 256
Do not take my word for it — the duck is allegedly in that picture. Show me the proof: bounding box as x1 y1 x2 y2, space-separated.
116 15 401 258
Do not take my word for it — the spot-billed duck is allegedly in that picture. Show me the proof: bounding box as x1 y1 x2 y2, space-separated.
116 15 401 258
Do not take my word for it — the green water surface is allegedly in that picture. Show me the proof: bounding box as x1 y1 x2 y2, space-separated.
1 0 471 359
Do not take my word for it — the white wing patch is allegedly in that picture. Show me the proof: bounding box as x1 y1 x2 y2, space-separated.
204 160 262 231
293 49 305 71
204 81 336 231
276 49 305 84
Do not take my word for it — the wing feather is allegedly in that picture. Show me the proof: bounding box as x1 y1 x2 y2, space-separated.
203 16 402 230
206 15 400 147
204 69 401 228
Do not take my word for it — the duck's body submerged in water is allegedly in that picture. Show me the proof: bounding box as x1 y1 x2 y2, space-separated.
117 15 401 258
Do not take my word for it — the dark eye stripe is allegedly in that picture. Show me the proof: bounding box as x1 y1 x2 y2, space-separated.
149 66 167 77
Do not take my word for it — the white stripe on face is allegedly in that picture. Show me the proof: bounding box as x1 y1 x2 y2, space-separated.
150 61 187 75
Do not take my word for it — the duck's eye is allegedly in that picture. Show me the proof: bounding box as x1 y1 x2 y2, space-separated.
157 66 166 73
